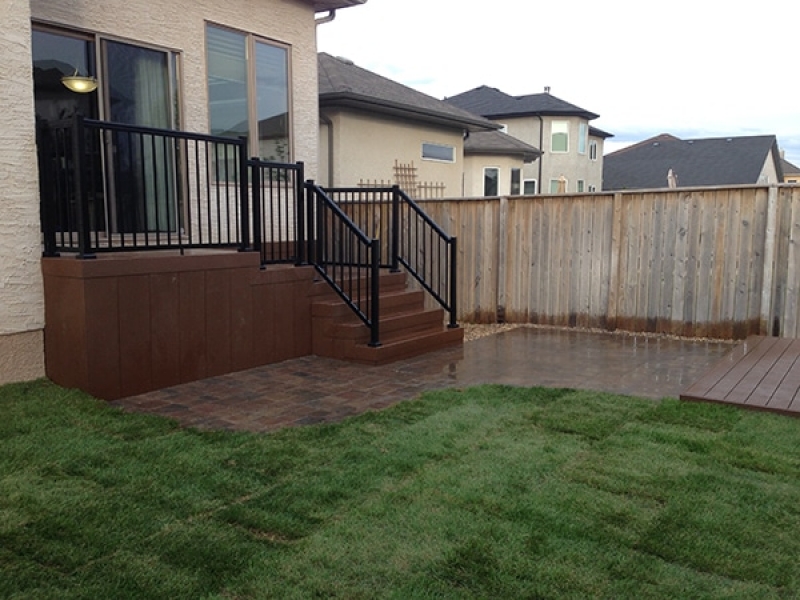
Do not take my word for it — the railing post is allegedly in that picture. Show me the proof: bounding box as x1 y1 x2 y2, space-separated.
448 236 458 328
250 157 263 266
72 114 94 259
296 161 306 265
307 180 322 267
369 239 381 347
37 121 59 257
238 138 250 252
390 185 401 272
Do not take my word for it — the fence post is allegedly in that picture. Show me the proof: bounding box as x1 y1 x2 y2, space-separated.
296 161 306 265
606 192 624 330
369 239 381 347
72 114 94 259
761 185 780 335
448 236 458 328
307 180 322 267
238 139 250 252
390 185 401 272
496 196 508 322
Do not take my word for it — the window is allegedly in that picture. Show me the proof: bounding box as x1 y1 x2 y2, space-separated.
588 185 597 192
523 179 537 195
577 180 585 193
484 167 499 196
422 142 455 162
589 140 598 161
206 24 290 161
578 122 587 154
551 120 568 153
510 168 521 195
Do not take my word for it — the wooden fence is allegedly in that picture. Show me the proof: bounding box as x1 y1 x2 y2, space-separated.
414 184 800 339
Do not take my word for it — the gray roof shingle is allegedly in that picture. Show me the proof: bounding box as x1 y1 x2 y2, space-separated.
444 85 599 120
602 134 782 190
318 53 497 131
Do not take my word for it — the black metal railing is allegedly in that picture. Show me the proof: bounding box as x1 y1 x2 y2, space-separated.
38 115 457 346
249 158 305 265
39 115 252 257
306 182 381 346
324 186 458 327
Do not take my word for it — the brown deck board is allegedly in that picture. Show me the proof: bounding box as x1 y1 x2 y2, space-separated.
681 336 800 416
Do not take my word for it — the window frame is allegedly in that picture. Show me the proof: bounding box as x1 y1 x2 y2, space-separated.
589 140 598 161
483 166 500 196
205 22 292 161
551 120 569 153
523 179 537 195
510 168 521 195
421 142 455 163
578 122 587 155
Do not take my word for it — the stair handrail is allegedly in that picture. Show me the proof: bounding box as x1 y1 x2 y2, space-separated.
305 181 381 347
391 186 458 329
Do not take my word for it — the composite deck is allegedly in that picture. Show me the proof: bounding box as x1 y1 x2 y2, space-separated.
681 336 800 416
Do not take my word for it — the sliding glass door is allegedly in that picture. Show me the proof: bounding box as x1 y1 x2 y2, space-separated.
104 40 177 233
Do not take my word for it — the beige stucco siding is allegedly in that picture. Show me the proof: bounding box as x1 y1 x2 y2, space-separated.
0 0 46 382
31 0 320 178
321 109 465 193
463 155 526 197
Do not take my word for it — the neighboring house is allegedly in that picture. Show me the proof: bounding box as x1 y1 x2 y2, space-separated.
603 134 785 190
444 85 612 194
318 53 540 197
0 0 365 386
781 154 800 184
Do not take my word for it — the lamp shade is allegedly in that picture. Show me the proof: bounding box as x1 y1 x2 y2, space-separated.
61 73 98 93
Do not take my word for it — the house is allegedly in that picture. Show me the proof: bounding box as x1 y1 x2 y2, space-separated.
603 134 785 190
444 86 612 194
318 53 540 197
0 0 372 394
782 154 800 184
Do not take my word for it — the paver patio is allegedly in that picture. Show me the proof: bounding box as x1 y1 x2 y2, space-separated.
111 327 735 432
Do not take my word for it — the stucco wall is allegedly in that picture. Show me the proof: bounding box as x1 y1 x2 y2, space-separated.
503 115 604 193
0 0 46 382
322 109 465 194
31 0 320 178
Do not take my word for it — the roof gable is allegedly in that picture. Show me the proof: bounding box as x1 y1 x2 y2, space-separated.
603 134 780 190
318 54 497 131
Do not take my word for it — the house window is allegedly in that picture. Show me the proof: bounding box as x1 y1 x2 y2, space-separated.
484 167 499 196
588 185 597 192
523 179 537 195
589 140 598 161
510 168 521 195
421 142 455 162
206 24 290 161
578 122 587 154
551 120 568 153
577 180 585 193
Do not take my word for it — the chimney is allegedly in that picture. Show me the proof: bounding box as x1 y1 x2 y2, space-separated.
544 86 551 94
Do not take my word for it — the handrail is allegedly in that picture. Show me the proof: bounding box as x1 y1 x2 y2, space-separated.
306 181 381 346
393 186 458 328
324 185 458 329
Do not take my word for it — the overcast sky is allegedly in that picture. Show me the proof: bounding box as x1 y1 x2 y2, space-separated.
317 0 800 166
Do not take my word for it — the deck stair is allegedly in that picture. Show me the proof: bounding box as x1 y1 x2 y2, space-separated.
310 270 463 365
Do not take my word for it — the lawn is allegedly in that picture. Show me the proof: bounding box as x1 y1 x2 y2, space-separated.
2 379 800 599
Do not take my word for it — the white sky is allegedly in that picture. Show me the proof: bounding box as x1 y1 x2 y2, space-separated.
317 0 800 166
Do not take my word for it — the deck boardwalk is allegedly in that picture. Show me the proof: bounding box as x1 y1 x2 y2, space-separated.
681 336 800 415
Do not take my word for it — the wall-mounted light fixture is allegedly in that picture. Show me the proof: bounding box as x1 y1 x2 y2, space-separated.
61 70 98 93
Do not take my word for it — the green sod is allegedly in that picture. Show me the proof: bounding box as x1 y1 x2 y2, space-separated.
2 379 800 598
